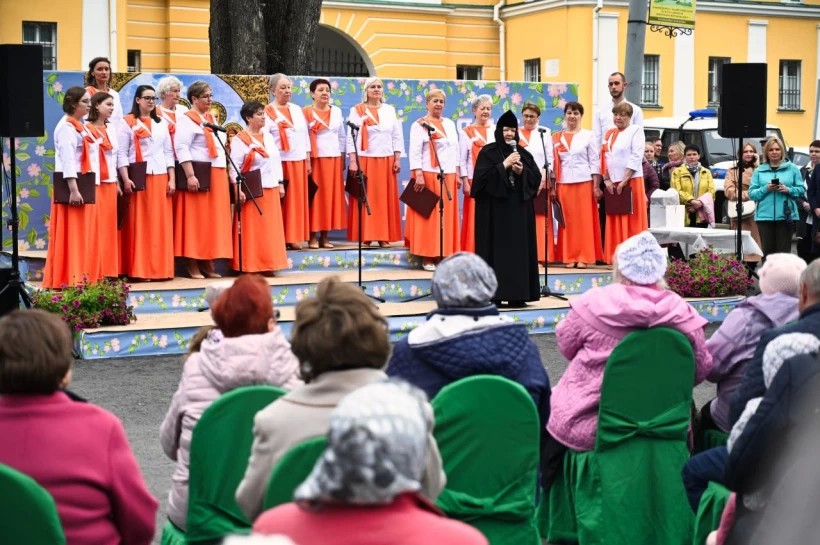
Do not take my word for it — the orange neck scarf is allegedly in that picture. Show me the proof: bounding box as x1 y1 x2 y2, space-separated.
235 130 269 173
124 114 153 163
354 103 380 152
518 128 531 148
303 106 331 154
601 128 621 177
419 118 444 168
264 104 292 152
463 125 488 171
65 117 94 174
185 110 218 158
86 123 112 181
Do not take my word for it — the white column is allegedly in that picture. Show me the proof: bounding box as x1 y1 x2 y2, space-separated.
595 12 620 114
81 0 112 67
815 25 820 138
747 20 768 63
673 30 695 116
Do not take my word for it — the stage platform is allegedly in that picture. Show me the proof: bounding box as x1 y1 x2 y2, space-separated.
15 247 743 360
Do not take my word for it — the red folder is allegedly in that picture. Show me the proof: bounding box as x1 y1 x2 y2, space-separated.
53 172 96 204
604 186 633 215
345 170 367 198
400 180 439 218
175 161 211 191
127 161 148 192
229 169 264 203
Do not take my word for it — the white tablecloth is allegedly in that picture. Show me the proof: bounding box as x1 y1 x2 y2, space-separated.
649 227 763 256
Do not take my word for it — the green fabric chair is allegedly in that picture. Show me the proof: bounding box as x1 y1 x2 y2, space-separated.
694 428 730 454
0 463 66 545
432 375 541 545
186 385 287 545
263 436 327 510
541 327 696 545
692 482 731 545
160 519 186 545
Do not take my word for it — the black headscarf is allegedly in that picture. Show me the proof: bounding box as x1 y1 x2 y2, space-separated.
494 110 520 152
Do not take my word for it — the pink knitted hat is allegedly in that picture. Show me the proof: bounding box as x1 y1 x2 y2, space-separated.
758 253 807 296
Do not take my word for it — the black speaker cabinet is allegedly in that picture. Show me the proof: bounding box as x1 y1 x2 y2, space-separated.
718 63 767 139
0 44 45 137
0 269 20 317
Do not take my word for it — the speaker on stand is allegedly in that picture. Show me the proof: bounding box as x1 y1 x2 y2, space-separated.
0 44 45 317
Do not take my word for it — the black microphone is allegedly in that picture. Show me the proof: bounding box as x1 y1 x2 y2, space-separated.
203 121 226 133
537 127 547 134
420 122 436 132
346 120 360 130
509 141 517 153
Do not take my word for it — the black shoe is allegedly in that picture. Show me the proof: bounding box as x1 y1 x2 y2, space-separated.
507 301 527 308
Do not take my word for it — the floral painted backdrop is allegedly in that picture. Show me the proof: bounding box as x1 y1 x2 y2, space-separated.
1 72 578 252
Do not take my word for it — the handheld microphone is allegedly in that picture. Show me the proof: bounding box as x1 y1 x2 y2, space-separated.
346 120 360 130
420 122 436 132
203 121 227 133
509 141 517 153
537 127 547 134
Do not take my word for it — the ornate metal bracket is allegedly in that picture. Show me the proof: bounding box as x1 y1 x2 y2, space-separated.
648 24 694 38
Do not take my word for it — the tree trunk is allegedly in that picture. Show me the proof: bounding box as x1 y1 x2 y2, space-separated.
210 0 267 74
262 0 323 75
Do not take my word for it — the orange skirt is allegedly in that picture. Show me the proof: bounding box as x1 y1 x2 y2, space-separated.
97 182 119 277
232 187 289 272
173 166 232 259
281 160 310 244
461 181 475 253
347 156 402 243
122 174 174 279
309 156 346 232
558 181 604 265
404 172 459 258
535 192 562 264
43 200 102 288
603 177 648 263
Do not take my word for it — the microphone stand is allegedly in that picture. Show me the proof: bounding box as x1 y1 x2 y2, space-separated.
405 124 450 303
538 129 566 300
734 138 745 262
349 125 384 303
0 135 32 311
212 129 261 274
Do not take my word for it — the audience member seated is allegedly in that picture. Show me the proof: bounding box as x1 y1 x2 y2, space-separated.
160 274 302 531
0 309 157 545
701 253 806 434
252 381 489 545
544 231 713 486
236 277 445 521
387 252 550 428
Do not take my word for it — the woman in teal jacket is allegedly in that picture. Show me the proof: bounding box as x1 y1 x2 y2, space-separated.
749 137 804 256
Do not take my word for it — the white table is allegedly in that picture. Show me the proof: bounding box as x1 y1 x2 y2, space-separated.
649 227 763 257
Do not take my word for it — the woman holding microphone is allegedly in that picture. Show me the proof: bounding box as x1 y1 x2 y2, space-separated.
174 81 232 279
229 100 289 274
118 84 176 281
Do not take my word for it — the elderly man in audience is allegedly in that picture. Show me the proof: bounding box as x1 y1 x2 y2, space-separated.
252 381 488 545
236 277 445 522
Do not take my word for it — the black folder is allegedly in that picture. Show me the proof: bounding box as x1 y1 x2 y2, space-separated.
345 170 367 199
53 172 96 204
400 180 439 219
604 186 633 215
127 161 148 192
230 169 264 204
175 161 211 192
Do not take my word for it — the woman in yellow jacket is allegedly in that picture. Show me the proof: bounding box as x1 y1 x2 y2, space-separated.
671 143 716 227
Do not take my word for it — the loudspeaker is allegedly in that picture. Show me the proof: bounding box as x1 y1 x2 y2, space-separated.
0 44 45 137
0 269 20 317
718 63 767 138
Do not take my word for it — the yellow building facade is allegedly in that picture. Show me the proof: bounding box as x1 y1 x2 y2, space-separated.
0 0 818 141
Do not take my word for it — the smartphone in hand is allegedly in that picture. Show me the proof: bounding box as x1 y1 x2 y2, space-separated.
771 178 781 185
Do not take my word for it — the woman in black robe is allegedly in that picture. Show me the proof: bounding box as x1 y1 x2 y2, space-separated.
472 110 541 307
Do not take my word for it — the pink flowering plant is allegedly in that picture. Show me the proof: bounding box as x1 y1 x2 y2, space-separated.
665 249 754 298
32 277 136 332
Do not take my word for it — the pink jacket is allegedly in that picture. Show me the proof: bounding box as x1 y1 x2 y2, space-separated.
548 284 713 451
160 327 302 529
0 392 157 545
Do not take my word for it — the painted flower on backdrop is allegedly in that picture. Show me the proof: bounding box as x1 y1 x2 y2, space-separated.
511 92 523 106
495 82 509 99
34 238 46 249
35 145 46 156
27 163 41 177
19 188 30 199
53 82 63 92
548 83 568 97
331 80 339 90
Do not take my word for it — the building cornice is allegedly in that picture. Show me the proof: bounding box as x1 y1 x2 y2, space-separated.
502 0 820 19
323 0 494 16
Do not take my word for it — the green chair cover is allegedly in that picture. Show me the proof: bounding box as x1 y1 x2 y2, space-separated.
432 375 541 545
542 327 696 545
262 436 327 510
692 482 730 545
160 519 187 545
186 385 287 545
0 463 66 545
694 428 729 454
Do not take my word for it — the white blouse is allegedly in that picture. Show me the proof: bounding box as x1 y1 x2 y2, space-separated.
518 125 554 177
263 102 311 161
592 99 644 147
174 111 227 168
86 123 119 184
409 119 459 175
346 103 405 158
54 116 100 184
554 129 601 184
458 124 494 180
229 132 283 189
603 124 645 182
304 105 346 157
117 117 175 175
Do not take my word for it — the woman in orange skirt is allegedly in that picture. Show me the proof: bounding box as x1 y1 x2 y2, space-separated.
117 84 176 280
173 81 233 278
407 89 460 271
265 73 311 249
458 94 494 253
304 79 346 248
43 86 102 288
346 77 404 247
85 92 120 278
229 100 289 274
601 102 648 263
518 102 560 264
553 101 604 268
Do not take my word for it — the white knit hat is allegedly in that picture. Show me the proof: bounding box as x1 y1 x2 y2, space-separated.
615 231 668 286
762 332 820 388
758 253 807 296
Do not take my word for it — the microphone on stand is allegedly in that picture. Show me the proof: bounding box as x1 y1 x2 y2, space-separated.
346 120 360 130
537 127 547 134
203 121 227 133
420 122 436 132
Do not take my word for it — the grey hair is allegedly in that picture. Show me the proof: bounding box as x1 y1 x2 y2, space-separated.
156 76 184 98
269 73 291 90
471 94 492 113
801 260 820 296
